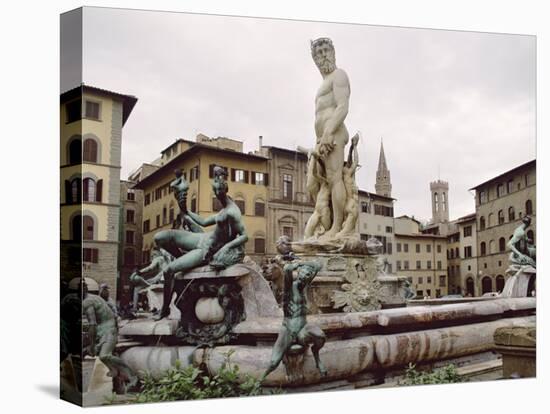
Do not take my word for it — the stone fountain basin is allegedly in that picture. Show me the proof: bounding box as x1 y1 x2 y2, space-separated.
118 297 535 386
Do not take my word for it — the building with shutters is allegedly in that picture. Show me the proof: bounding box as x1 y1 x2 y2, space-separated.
60 84 137 300
133 135 270 264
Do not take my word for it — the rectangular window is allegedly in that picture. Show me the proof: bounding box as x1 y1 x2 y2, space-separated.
254 201 265 216
404 260 409 270
404 243 409 253
66 100 81 123
83 248 99 263
283 226 294 241
464 246 472 258
437 244 442 253
144 193 150 206
361 202 370 213
156 215 160 228
155 187 162 200
126 209 135 223
191 197 197 213
169 208 174 223
507 179 514 194
416 260 421 269
463 225 472 237
417 290 423 297
426 244 431 253
254 238 266 254
439 275 447 287
85 100 100 120
478 190 487 204
437 261 442 270
396 260 401 270
127 189 135 201
387 242 392 255
386 226 393 233
190 166 199 182
416 244 420 253
282 174 293 200
427 260 432 269
418 276 423 284
235 169 246 183
143 220 150 233
254 172 265 186
427 276 432 284
397 243 402 252
497 183 504 197
125 230 134 245
360 234 369 241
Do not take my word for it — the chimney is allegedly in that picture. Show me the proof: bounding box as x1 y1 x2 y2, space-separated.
258 135 263 150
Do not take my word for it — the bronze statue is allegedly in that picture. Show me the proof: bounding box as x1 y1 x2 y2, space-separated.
508 215 536 268
129 247 173 287
153 166 248 320
82 281 137 394
171 168 203 233
261 260 327 381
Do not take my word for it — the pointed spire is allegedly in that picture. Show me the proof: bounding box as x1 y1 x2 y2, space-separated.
377 138 388 173
375 137 392 197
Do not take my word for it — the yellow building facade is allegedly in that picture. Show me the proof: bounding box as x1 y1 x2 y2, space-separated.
135 138 269 264
60 84 137 299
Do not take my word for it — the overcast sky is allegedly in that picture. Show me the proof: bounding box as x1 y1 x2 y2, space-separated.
80 7 535 222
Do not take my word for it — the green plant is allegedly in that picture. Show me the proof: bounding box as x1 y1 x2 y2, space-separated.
135 351 263 403
401 363 463 386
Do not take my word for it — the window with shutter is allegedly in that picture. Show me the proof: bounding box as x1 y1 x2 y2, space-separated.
83 139 98 163
96 179 103 202
83 215 94 240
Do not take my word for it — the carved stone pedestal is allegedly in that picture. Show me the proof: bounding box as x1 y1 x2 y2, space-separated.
494 324 536 378
295 253 408 313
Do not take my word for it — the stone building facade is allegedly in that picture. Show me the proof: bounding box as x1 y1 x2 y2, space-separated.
455 213 478 296
60 84 137 301
118 180 144 305
258 145 314 255
357 190 396 273
394 216 449 298
471 160 536 295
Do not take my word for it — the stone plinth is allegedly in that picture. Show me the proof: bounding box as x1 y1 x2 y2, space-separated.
494 325 536 378
296 253 407 313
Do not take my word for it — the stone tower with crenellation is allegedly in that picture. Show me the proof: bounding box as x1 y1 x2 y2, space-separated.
430 180 449 223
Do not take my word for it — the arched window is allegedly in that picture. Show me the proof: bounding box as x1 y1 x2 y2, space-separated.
83 215 94 240
508 206 515 221
162 206 167 225
434 192 439 212
488 213 494 227
71 215 81 241
525 199 533 215
442 192 446 211
83 178 102 202
489 240 495 254
69 139 81 164
83 138 98 163
482 276 493 294
191 196 197 213
480 241 486 256
498 210 504 225
496 275 505 292
254 199 266 216
65 178 81 204
83 178 95 202
234 197 245 214
479 216 486 231
499 237 506 252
